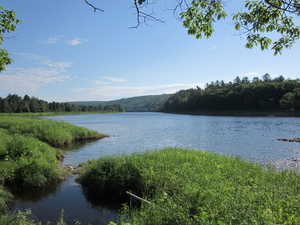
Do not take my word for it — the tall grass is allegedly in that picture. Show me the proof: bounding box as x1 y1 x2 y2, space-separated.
78 148 300 224
0 116 108 146
0 129 63 188
0 115 108 213
0 209 74 225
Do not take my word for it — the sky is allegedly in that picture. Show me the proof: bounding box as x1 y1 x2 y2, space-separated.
0 0 299 102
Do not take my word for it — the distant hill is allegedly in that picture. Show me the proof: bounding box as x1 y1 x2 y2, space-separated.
68 94 171 112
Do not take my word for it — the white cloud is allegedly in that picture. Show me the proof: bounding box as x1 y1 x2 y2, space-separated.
245 72 258 76
43 37 59 44
101 76 127 82
70 83 202 100
0 54 72 92
39 36 88 46
208 46 217 51
94 80 109 85
66 38 89 46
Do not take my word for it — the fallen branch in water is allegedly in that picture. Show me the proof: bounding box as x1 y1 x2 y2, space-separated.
126 191 151 204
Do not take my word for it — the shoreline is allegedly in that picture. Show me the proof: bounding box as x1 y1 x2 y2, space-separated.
162 109 300 117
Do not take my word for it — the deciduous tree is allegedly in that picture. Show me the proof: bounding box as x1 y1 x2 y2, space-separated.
85 0 300 55
0 6 21 71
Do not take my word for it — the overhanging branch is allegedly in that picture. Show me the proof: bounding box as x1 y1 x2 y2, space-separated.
84 0 104 12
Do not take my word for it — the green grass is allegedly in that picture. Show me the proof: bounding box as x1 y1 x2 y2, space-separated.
78 148 300 225
0 209 73 225
0 116 108 213
0 116 108 146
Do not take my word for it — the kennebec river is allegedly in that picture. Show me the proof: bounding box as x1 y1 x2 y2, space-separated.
10 112 300 224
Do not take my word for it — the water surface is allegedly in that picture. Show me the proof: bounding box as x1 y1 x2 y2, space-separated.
11 112 300 224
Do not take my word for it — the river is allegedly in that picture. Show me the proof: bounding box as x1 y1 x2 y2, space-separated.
10 112 300 224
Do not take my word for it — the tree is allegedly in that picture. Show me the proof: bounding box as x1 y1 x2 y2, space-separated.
85 0 300 55
0 6 21 71
280 92 296 109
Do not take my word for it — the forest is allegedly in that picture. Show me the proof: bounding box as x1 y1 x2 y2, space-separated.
0 94 125 113
68 94 170 112
161 74 300 113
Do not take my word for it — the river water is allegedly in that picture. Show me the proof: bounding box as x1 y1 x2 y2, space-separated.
10 112 300 224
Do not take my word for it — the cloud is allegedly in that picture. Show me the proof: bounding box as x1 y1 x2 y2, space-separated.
244 72 258 76
66 38 89 46
94 80 109 85
0 54 72 92
101 76 127 82
43 37 59 44
39 36 88 46
70 83 202 101
208 46 217 51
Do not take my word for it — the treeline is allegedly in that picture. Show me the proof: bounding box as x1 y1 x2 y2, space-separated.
69 94 171 112
0 94 125 113
161 74 300 113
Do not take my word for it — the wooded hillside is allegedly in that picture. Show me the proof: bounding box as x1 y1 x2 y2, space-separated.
161 74 300 114
69 94 170 112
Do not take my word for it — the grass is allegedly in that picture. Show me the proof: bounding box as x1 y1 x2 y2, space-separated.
78 148 300 225
0 116 108 146
0 209 75 225
0 115 108 213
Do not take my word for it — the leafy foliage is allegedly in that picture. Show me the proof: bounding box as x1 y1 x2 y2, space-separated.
0 6 21 71
161 74 300 113
85 0 300 54
233 0 300 55
181 0 227 39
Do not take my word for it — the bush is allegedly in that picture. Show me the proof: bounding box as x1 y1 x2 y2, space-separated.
79 155 144 201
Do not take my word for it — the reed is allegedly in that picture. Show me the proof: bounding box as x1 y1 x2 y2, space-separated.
79 148 300 224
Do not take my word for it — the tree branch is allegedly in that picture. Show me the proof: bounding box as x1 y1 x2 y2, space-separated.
130 0 165 28
84 0 104 12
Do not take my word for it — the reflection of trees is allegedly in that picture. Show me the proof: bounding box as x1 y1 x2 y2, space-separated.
81 188 122 224
82 187 122 212
59 139 100 151
11 182 62 203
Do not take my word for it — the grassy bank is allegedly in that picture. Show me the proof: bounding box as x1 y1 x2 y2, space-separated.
0 116 108 213
0 116 107 146
78 148 300 224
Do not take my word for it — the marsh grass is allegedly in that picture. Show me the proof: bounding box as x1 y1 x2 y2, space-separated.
79 148 300 224
0 115 107 213
0 116 108 146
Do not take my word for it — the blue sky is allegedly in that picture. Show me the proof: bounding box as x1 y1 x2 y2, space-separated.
1 0 299 102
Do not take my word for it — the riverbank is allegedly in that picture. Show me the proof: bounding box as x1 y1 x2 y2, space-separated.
0 115 108 214
0 111 123 117
78 148 300 224
163 109 300 117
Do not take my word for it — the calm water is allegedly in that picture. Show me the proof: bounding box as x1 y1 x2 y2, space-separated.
11 112 300 224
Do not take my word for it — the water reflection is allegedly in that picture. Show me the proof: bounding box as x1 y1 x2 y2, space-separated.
59 139 102 151
12 187 60 205
9 113 300 224
10 176 120 225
